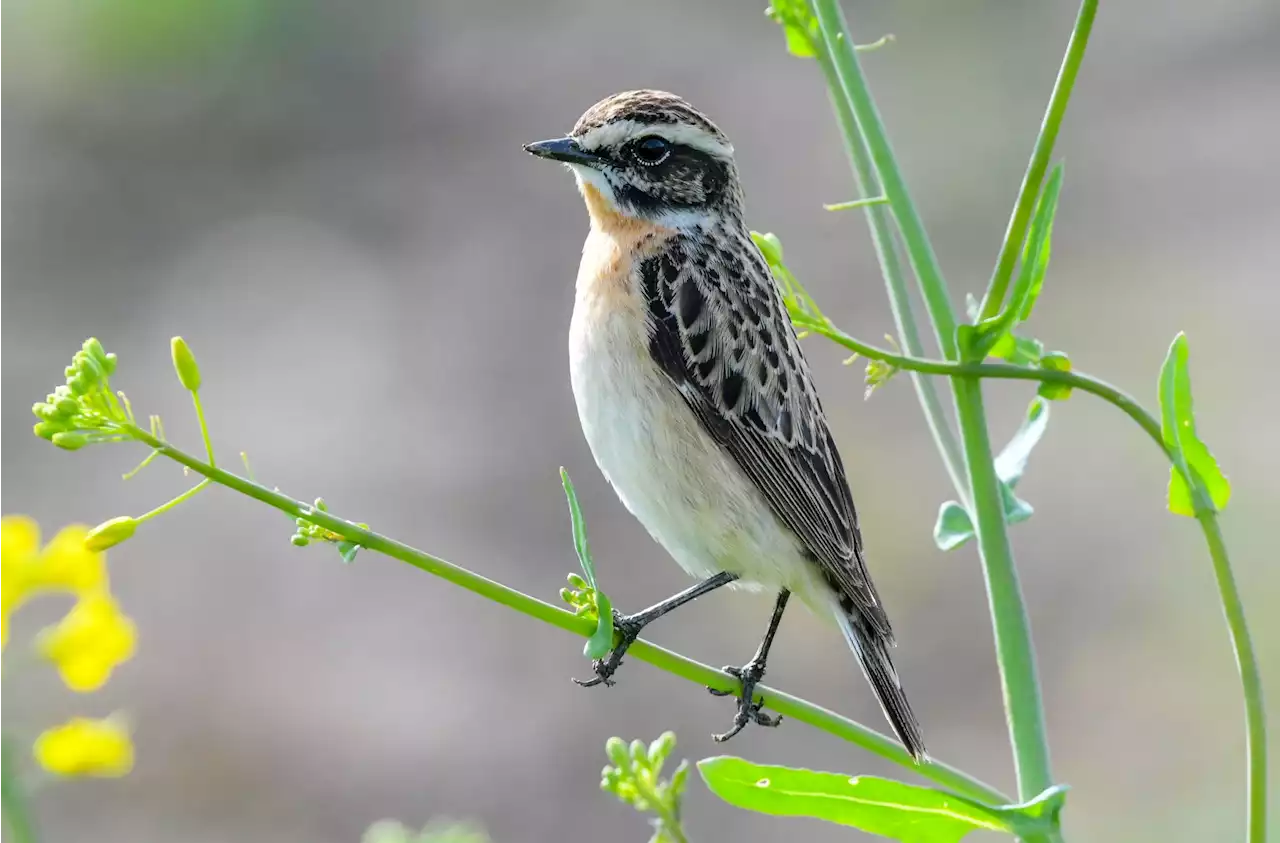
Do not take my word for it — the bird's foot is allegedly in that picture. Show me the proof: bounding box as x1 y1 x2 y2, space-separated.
573 611 646 688
707 660 781 742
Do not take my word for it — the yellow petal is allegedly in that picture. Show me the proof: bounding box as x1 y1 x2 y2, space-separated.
1 515 41 560
37 592 136 693
36 525 108 594
34 717 134 777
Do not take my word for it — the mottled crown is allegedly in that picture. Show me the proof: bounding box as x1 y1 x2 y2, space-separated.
571 90 727 143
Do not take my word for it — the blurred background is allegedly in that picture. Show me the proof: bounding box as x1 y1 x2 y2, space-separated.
4 0 1278 840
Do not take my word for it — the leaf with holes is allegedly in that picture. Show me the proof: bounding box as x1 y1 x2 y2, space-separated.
698 757 1067 842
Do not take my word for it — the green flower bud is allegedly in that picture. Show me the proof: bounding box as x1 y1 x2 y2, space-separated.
52 432 90 451
34 421 65 440
649 731 676 765
33 402 60 422
630 739 647 767
83 338 109 367
291 534 310 547
170 337 202 391
56 397 81 416
566 573 588 590
74 350 105 382
84 516 138 551
669 760 690 795
605 737 629 769
67 372 92 396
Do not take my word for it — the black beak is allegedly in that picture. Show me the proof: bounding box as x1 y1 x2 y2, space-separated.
523 136 602 166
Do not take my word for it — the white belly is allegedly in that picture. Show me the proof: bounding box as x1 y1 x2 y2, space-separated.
568 287 830 605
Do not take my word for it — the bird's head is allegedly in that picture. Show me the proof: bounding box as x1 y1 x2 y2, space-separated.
524 90 742 230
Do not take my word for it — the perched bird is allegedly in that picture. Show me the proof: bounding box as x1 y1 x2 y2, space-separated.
525 90 925 760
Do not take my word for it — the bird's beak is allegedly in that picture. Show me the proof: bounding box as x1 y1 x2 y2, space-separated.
523 137 603 166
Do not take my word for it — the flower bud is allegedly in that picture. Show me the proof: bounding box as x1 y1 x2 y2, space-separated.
170 337 202 391
56 397 81 416
291 534 310 547
52 432 90 451
605 736 630 769
84 517 137 552
82 338 109 367
34 421 66 440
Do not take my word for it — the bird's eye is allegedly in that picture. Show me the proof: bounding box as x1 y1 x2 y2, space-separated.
632 136 671 166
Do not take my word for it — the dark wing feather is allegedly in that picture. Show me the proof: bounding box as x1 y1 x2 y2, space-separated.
641 230 891 637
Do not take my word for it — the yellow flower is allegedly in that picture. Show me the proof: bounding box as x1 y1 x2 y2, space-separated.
1 515 41 648
34 717 134 777
36 523 109 593
36 592 136 692
2 516 108 649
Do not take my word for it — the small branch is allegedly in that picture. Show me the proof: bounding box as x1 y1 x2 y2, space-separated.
824 196 889 211
119 422 1008 805
979 0 1098 321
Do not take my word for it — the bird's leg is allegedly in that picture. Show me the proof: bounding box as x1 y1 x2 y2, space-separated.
709 589 790 742
574 571 738 688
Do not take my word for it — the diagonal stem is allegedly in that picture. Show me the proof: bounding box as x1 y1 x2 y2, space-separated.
809 37 969 504
119 422 1008 804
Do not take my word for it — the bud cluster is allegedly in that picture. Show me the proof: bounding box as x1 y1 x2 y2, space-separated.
601 732 689 842
32 339 128 450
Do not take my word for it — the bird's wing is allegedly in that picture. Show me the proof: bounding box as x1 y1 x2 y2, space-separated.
641 230 891 637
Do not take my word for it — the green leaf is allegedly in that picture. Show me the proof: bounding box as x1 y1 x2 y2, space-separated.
933 502 974 551
698 757 1066 842
1037 351 1073 400
337 540 361 564
560 467 598 588
560 468 616 658
766 1 819 58
959 165 1063 362
1158 334 1230 516
1013 164 1063 323
584 591 615 660
994 397 1050 488
989 333 1044 366
933 398 1047 551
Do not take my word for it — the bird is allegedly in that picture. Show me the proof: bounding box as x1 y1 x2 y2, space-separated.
524 90 925 761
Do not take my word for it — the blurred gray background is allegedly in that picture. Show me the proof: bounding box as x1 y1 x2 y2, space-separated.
4 0 1278 841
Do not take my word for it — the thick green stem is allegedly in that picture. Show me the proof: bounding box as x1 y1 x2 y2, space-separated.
812 0 958 358
812 0 1056 807
954 379 1053 798
979 0 1098 320
1197 513 1268 843
120 423 1007 804
810 35 969 504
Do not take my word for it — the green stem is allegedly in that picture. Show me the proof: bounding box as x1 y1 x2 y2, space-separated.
812 0 1056 806
119 422 1008 805
192 391 215 468
1 737 37 843
979 0 1098 321
809 34 970 504
954 379 1054 798
1197 513 1268 843
134 478 212 523
812 0 959 358
823 196 888 211
801 323 1164 448
807 321 1267 841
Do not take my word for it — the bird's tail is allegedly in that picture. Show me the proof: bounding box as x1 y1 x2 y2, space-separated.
835 607 927 763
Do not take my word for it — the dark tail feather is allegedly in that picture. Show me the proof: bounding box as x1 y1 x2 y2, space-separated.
836 609 927 763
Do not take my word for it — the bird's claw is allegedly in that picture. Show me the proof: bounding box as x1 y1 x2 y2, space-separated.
572 611 644 688
708 662 781 742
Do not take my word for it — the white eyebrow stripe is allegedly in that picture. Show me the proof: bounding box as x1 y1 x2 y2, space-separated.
577 119 735 160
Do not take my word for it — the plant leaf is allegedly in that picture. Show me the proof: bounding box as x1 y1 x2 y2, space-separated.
560 467 597 589
337 540 361 564
1157 334 1230 516
959 165 1063 362
560 468 616 658
933 502 974 551
933 398 1047 551
1013 164 1063 323
994 397 1050 488
698 757 1066 842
